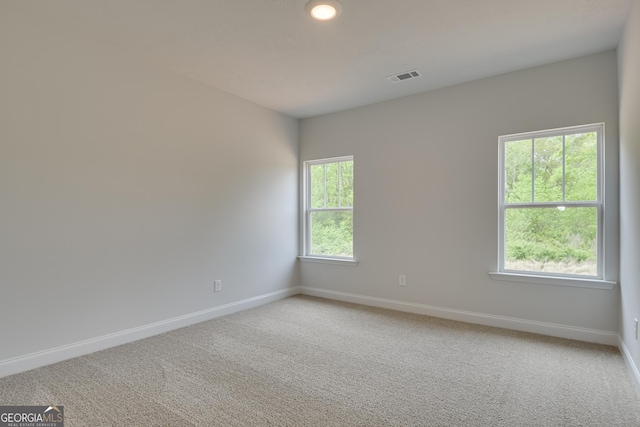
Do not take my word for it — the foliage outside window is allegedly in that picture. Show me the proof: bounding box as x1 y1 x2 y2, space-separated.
304 156 354 259
498 124 603 278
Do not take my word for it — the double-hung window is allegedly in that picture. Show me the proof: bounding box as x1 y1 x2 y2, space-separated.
303 156 354 260
497 123 604 280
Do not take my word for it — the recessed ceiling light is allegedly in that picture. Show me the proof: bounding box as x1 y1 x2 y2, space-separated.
306 0 342 21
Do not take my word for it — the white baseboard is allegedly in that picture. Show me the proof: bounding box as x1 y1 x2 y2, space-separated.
618 336 640 396
2 285 623 380
300 287 619 346
0 287 301 379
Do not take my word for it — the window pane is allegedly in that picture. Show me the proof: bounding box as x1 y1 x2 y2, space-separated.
310 164 325 209
504 139 532 203
533 136 563 202
340 161 354 207
310 211 353 257
565 132 597 201
325 162 340 207
505 207 597 276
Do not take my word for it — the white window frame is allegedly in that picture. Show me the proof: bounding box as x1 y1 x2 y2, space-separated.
491 123 615 289
299 155 356 265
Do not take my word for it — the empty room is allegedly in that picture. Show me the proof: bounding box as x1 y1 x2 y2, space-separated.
1 0 640 425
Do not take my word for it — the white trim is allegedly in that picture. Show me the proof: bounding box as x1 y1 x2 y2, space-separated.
300 286 618 346
500 123 605 143
298 256 358 266
618 336 640 397
0 287 301 379
304 155 354 166
489 272 616 289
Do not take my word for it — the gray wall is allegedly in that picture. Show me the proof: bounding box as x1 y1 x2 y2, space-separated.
618 0 640 372
0 6 299 361
300 51 620 333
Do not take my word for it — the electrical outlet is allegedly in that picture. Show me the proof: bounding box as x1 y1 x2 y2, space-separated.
635 318 638 340
399 275 406 286
214 280 222 292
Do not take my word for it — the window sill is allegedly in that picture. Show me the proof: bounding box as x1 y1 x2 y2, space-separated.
489 272 616 290
298 256 358 266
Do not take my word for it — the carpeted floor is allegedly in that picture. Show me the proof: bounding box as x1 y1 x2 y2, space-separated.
1 295 639 426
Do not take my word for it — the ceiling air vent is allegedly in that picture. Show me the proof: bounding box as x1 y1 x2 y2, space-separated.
387 70 422 83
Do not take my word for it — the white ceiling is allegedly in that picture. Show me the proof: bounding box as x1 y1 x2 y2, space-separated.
6 0 632 118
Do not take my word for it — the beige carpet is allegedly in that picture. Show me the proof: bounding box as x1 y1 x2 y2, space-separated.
1 295 639 426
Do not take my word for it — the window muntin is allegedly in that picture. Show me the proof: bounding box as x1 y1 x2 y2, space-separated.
498 124 603 279
304 156 354 259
